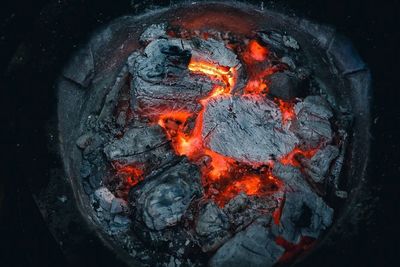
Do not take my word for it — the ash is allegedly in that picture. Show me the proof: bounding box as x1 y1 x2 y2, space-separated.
64 13 353 267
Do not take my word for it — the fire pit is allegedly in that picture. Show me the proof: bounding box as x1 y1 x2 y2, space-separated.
56 1 370 266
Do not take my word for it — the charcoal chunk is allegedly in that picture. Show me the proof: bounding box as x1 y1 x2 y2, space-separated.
130 160 203 231
94 187 115 211
129 36 240 119
300 145 340 183
202 95 299 163
210 223 284 267
267 71 302 100
272 163 333 243
103 126 174 166
196 201 231 252
290 95 333 148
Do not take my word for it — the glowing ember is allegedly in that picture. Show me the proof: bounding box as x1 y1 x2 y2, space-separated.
280 147 319 167
248 40 269 61
112 162 144 188
278 99 296 125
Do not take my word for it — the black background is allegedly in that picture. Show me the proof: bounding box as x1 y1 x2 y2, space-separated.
1 0 399 266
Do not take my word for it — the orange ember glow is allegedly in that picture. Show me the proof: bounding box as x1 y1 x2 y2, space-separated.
280 147 319 167
131 39 322 215
248 40 269 61
278 99 296 125
188 59 237 97
112 162 144 187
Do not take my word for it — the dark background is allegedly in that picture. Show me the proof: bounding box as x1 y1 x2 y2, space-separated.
1 0 399 266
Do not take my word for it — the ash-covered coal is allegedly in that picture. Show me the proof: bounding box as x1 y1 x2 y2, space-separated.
59 8 357 266
202 95 298 163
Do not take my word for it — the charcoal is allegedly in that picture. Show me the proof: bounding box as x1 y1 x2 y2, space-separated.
76 132 93 149
190 37 239 68
129 39 214 117
202 95 299 163
129 36 240 118
282 35 300 50
224 192 250 214
140 23 167 43
62 44 94 87
272 163 333 243
210 223 284 267
196 201 231 252
266 71 302 100
110 198 128 214
290 95 333 148
103 126 174 166
281 56 296 70
257 30 285 51
94 187 115 211
300 145 339 183
80 160 92 178
130 160 203 231
113 215 131 225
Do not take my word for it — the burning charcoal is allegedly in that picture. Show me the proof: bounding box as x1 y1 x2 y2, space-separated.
62 44 94 87
140 23 167 43
196 201 231 252
128 39 214 117
290 95 333 148
210 223 284 267
94 187 116 211
129 35 240 118
190 38 239 68
272 163 334 243
300 145 340 184
130 160 203 231
266 71 302 100
202 95 299 163
103 126 174 166
110 198 128 214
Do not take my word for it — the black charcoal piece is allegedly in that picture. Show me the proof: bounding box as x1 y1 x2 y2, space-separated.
130 160 203 231
202 95 299 163
266 71 302 100
210 223 284 267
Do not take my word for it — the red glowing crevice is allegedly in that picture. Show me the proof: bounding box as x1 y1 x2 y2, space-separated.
128 38 320 209
279 147 319 167
112 162 145 187
275 236 316 263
